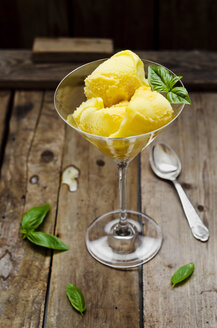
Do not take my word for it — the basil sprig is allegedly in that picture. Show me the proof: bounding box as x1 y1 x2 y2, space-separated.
20 204 69 251
148 65 191 105
66 283 86 316
171 263 194 287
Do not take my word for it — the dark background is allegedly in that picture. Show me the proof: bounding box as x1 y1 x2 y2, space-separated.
0 0 217 51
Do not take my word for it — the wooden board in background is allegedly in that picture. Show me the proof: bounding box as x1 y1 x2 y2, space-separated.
32 37 114 62
46 126 140 328
141 93 217 327
0 91 65 327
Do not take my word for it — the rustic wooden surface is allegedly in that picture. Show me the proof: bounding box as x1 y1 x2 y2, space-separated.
0 91 65 327
0 52 217 328
141 93 217 327
1 50 217 90
32 37 114 62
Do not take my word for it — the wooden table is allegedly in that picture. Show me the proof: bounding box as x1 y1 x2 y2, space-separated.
0 50 217 328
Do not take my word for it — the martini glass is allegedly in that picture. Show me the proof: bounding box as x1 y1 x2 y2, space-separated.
54 59 185 269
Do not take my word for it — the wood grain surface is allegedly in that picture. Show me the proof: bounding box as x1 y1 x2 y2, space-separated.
0 91 65 327
46 125 140 328
141 93 217 327
1 50 217 90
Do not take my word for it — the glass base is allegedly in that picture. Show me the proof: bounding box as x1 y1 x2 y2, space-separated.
86 210 162 269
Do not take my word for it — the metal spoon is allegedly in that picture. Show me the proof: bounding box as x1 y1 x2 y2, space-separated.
149 143 209 242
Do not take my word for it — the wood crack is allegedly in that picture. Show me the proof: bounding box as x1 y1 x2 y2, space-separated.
0 90 14 176
200 289 217 295
24 91 45 210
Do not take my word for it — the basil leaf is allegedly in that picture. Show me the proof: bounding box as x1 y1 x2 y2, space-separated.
66 283 86 316
171 263 194 287
27 231 69 251
148 65 172 92
148 65 190 105
169 76 183 89
21 204 50 233
167 87 191 104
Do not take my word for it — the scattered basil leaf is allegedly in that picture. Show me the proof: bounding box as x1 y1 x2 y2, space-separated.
171 263 194 287
148 65 191 105
66 283 86 316
20 204 50 234
167 87 191 105
27 231 69 251
148 65 171 92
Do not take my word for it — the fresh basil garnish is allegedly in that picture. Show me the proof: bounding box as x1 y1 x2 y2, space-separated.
20 204 69 251
148 65 191 105
167 87 191 104
66 283 86 316
27 231 69 251
20 204 50 236
168 76 183 90
171 263 194 287
148 65 172 92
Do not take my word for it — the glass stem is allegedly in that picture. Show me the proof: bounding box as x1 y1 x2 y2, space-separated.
118 161 128 227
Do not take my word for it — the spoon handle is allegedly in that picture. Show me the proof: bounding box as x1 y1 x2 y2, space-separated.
172 180 209 242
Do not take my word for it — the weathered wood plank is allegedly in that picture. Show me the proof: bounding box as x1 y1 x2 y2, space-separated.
0 91 65 327
1 50 217 90
0 50 79 89
32 37 114 62
71 0 154 50
46 126 140 328
141 93 217 327
1 0 217 51
0 0 70 48
0 91 11 164
158 0 217 50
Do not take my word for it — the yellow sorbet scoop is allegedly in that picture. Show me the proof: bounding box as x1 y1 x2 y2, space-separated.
84 50 146 107
69 98 127 137
111 87 174 137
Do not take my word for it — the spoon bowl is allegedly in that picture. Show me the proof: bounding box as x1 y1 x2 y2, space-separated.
150 143 181 180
